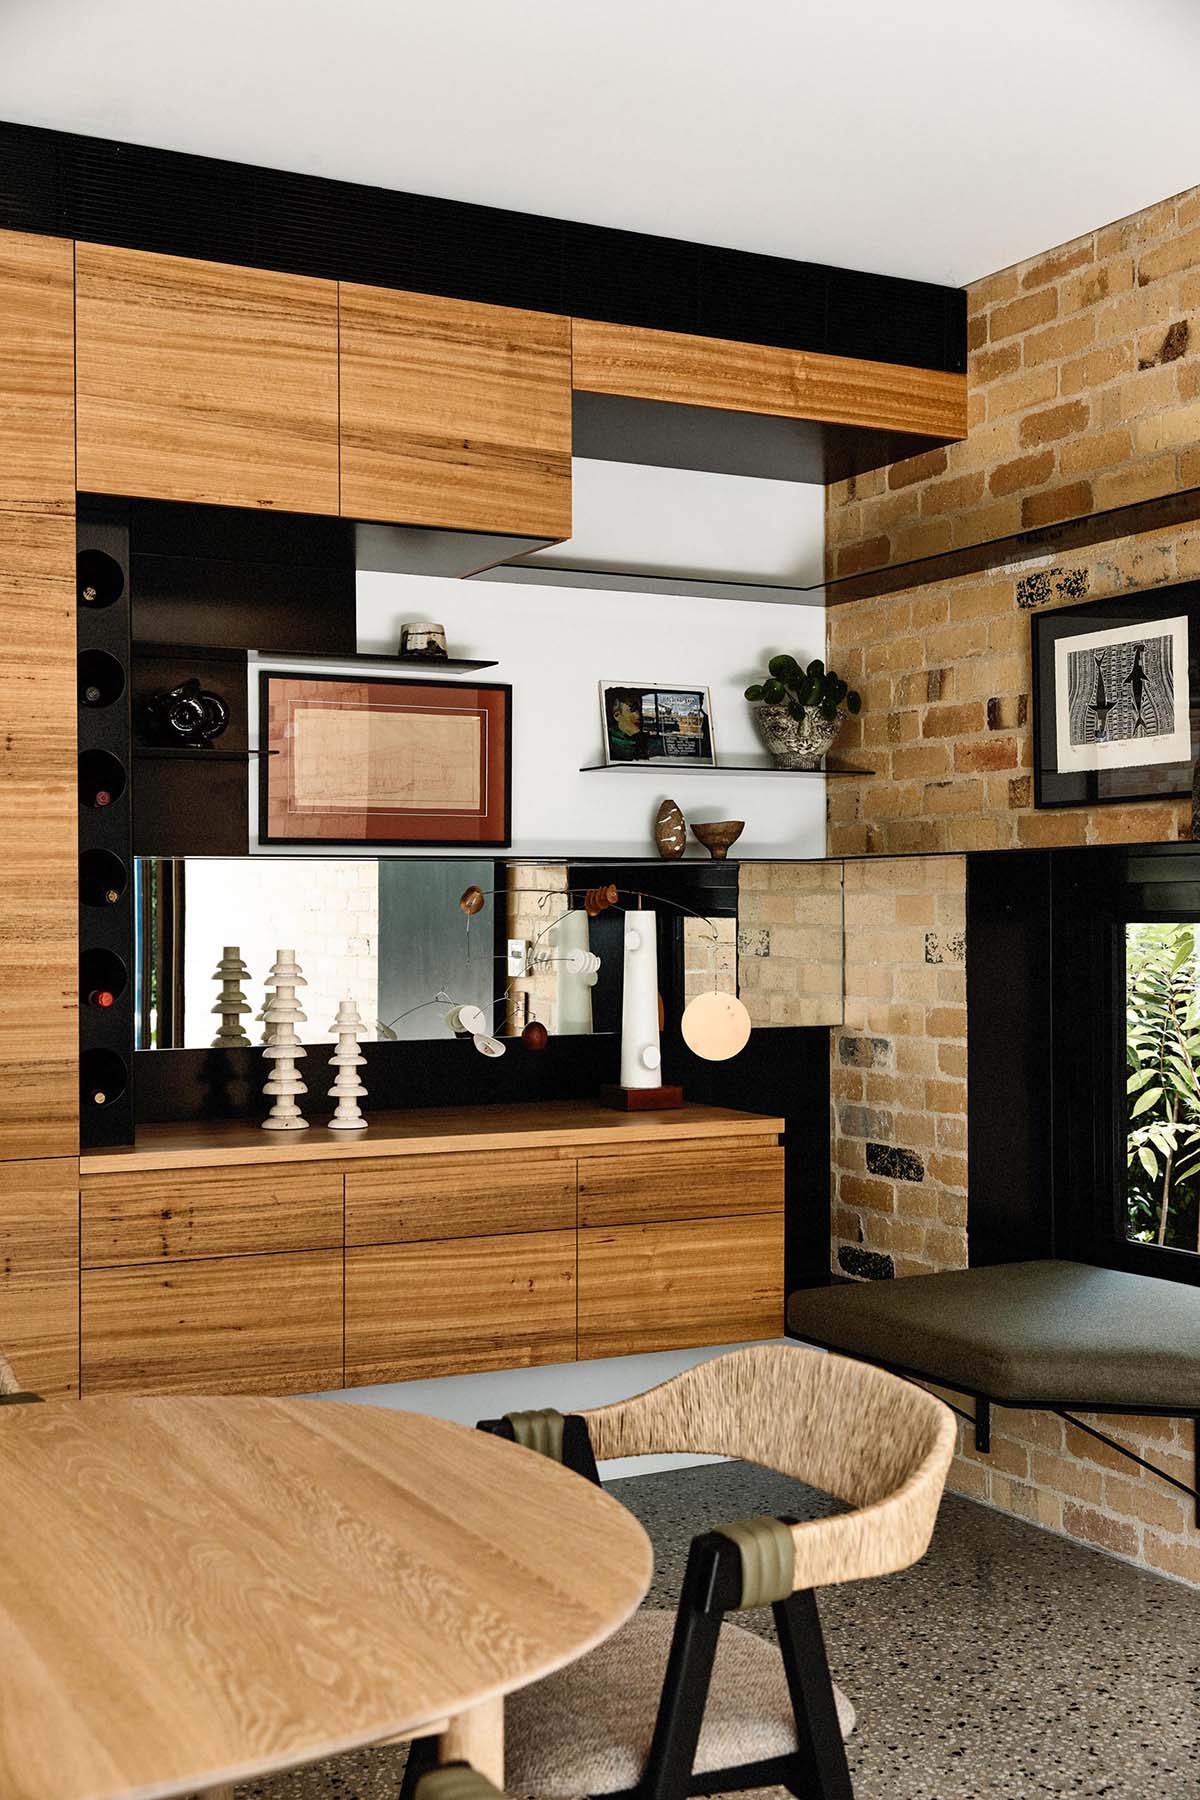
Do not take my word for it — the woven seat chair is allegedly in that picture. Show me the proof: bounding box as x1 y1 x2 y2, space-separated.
473 1344 955 1800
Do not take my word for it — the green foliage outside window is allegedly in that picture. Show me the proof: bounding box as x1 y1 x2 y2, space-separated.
1126 921 1200 1253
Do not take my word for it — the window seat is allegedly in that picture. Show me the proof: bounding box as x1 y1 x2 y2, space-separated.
787 1259 1200 1523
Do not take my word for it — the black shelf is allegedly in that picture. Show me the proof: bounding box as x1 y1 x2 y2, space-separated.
133 641 498 672
579 761 873 776
133 747 279 761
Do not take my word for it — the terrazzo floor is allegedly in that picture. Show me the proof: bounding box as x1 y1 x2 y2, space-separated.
236 1459 1200 1800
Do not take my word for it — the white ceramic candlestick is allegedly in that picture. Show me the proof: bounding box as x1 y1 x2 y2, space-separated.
210 946 252 1049
620 909 662 1089
261 948 309 1131
327 995 368 1130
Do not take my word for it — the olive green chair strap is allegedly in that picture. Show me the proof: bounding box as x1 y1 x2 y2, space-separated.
415 1766 505 1800
715 1515 795 1608
503 1406 566 1463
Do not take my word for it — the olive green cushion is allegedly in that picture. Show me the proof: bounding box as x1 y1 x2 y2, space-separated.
787 1260 1200 1408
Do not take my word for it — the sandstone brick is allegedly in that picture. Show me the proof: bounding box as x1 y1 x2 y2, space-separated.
1060 1503 1139 1560
1060 256 1133 314
1059 341 1134 395
1092 455 1177 511
986 367 1059 420
922 702 986 739
1020 238 1093 291
1134 398 1200 454
1103 1474 1188 1535
1016 810 1090 847
1137 223 1200 284
989 448 1055 497
835 535 891 578
1021 480 1092 529
966 311 987 352
990 287 1057 342
1091 803 1183 845
887 445 949 490
891 517 955 562
1019 399 1090 447
969 265 1020 309
1059 426 1132 476
1096 196 1177 257
1142 1533 1200 1584
969 342 1020 385
1022 315 1094 368
919 471 986 517
1030 1450 1103 1505
954 736 1018 774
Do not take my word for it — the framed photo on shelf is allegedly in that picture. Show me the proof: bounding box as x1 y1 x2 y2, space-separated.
259 672 511 846
599 681 716 766
1032 585 1199 808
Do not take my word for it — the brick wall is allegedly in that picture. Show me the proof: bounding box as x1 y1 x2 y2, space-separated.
825 183 1200 1586
737 862 843 1026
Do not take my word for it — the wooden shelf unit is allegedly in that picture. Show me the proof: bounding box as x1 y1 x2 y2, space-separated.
77 1102 786 1397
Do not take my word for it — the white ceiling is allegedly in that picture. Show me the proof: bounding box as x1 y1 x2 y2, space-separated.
0 0 1197 287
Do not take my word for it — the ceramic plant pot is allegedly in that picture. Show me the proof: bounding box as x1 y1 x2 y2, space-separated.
753 702 841 770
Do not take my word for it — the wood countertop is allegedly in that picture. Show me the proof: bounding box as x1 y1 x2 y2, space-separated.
80 1100 785 1175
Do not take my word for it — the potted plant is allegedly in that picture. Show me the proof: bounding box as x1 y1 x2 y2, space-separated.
744 655 862 769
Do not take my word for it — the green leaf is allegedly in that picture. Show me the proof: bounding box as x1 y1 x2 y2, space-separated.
744 684 765 702
806 658 825 679
1127 1068 1157 1091
820 702 838 722
768 653 800 679
1137 1145 1159 1179
846 691 863 715
762 679 786 705
1130 1087 1164 1116
788 701 806 723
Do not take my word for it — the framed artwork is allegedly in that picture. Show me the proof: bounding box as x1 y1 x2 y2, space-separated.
1032 586 1199 808
260 673 511 846
599 681 716 766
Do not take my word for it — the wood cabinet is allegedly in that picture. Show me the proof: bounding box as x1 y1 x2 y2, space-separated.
0 230 75 514
578 1215 785 1360
81 1250 343 1397
76 1105 784 1399
345 1148 576 1245
82 1166 343 1267
345 1230 577 1385
579 1141 784 1228
75 244 340 513
339 284 572 540
572 318 968 440
0 1157 79 1398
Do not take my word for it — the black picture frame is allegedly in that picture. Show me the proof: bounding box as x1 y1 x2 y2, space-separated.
258 671 513 848
1031 582 1200 809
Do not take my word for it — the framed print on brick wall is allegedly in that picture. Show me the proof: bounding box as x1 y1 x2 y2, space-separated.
260 673 512 846
1032 585 1199 808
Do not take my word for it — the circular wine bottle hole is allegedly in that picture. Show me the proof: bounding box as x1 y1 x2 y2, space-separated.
79 749 127 809
80 948 128 1005
80 1048 127 1108
76 550 124 610
79 849 128 908
77 649 126 710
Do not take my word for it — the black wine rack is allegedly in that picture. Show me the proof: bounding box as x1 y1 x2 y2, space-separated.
76 513 135 1149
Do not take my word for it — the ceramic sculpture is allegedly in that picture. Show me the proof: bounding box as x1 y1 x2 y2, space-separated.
654 797 687 859
210 945 252 1048
620 909 662 1090
261 948 309 1130
327 995 368 1130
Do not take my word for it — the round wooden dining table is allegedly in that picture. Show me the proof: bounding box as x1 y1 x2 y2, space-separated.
0 1395 652 1800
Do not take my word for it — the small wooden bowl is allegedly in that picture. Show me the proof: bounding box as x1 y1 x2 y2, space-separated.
692 820 745 860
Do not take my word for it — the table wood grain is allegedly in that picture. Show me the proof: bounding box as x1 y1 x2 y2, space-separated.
0 1396 651 1800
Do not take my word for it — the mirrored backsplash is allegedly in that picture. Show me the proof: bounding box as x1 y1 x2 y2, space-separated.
134 856 844 1051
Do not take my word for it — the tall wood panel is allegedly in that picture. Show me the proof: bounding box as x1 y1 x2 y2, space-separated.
75 244 340 514
0 230 77 1164
339 284 572 540
572 318 968 440
0 1158 79 1398
0 230 75 512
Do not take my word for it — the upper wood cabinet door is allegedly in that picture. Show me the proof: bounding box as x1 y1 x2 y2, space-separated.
0 229 75 514
339 285 572 540
75 244 339 513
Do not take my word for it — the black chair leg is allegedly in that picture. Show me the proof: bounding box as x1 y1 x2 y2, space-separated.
637 1535 740 1800
772 1590 854 1800
399 1734 440 1800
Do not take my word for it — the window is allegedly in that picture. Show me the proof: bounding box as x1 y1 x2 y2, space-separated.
1125 921 1200 1256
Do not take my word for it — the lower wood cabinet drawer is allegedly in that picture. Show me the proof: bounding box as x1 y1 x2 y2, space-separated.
81 1166 344 1266
577 1214 784 1360
81 1250 344 1397
578 1143 783 1227
345 1230 576 1384
345 1150 576 1245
